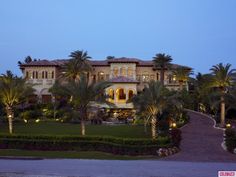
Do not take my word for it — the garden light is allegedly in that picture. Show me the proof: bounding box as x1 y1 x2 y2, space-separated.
24 119 28 123
35 119 40 123
226 123 231 128
172 122 177 128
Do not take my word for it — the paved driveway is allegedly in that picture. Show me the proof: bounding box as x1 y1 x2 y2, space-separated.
162 111 236 162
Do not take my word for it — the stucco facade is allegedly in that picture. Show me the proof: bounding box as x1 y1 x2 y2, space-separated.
20 57 190 108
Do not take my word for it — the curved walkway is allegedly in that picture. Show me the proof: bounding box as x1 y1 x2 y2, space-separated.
163 111 236 162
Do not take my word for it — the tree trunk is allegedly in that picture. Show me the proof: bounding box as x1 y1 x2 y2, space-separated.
79 107 86 136
151 116 157 139
160 69 165 85
220 95 225 127
144 118 147 134
179 81 183 90
6 107 13 134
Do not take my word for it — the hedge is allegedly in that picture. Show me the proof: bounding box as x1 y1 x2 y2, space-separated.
0 134 172 155
224 128 236 153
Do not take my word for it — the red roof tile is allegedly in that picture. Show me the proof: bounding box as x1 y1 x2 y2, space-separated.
19 57 192 70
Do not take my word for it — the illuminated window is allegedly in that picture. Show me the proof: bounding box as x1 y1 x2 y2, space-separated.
117 88 126 100
136 75 141 81
113 67 118 77
128 90 134 99
108 89 114 100
142 72 149 82
98 71 105 81
150 74 154 81
120 67 126 77
127 67 133 78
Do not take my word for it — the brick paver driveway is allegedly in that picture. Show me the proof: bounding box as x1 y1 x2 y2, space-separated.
163 111 236 162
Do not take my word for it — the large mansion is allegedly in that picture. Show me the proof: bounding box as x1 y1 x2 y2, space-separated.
20 57 191 109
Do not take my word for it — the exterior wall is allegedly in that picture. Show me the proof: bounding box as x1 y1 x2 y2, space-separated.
22 60 188 107
110 63 136 79
24 66 56 103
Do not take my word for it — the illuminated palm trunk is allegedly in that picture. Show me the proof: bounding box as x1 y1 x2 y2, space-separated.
6 107 13 134
151 116 157 139
220 95 225 127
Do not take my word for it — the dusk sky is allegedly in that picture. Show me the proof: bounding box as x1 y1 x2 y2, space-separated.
1 0 236 76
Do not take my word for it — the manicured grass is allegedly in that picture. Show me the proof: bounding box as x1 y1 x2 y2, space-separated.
0 122 151 138
0 149 157 160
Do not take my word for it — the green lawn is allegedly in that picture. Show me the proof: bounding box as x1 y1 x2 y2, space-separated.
0 122 151 138
0 149 156 160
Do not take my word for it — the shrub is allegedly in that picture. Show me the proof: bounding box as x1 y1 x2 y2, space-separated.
19 110 42 120
169 128 182 148
0 134 172 155
224 128 236 153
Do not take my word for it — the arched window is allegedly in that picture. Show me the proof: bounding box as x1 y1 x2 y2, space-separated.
42 71 44 79
120 67 126 77
116 88 126 100
26 71 29 79
45 71 48 79
128 90 134 99
51 71 54 79
156 73 159 81
35 71 38 79
127 67 133 78
32 71 35 79
98 71 105 81
108 89 114 100
113 67 118 77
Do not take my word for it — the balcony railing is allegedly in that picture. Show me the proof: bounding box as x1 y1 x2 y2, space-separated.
27 79 55 86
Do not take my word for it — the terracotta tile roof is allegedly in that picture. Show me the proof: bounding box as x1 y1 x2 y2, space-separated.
107 57 141 63
19 57 192 70
109 76 138 83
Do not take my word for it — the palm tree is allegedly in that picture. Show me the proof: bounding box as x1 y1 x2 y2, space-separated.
50 75 111 135
173 67 193 90
153 53 173 85
18 56 33 65
131 81 170 139
61 50 92 81
210 63 235 127
0 71 34 134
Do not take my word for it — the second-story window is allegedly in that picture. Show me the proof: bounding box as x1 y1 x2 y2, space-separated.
26 71 29 79
42 71 44 79
120 67 126 77
35 71 38 79
127 67 133 78
51 71 54 79
45 71 48 79
98 71 105 81
113 67 118 77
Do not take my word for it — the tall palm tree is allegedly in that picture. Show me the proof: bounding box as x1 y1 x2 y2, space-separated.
210 63 235 127
153 53 173 85
61 50 92 81
50 75 111 135
173 67 193 90
0 71 34 134
131 81 170 139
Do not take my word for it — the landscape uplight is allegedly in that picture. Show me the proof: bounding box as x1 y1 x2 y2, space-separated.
226 123 231 128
